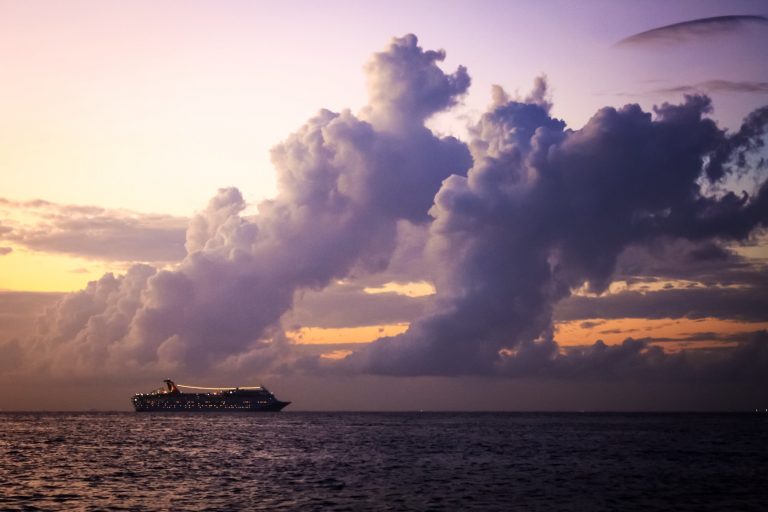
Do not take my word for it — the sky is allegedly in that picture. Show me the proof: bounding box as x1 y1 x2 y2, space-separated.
1 0 767 411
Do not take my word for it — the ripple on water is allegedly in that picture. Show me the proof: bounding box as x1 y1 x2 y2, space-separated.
0 412 767 511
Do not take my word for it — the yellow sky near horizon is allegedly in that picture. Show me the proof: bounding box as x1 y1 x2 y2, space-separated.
293 316 768 364
555 317 768 349
291 316 768 350
0 245 111 292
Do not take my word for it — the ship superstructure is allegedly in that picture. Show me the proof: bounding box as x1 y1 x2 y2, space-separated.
131 379 290 412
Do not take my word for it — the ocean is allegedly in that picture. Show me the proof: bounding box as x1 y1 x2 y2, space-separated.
1 412 766 511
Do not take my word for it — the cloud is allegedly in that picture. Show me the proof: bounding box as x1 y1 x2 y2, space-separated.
7 35 768 396
646 330 760 344
616 15 768 46
0 199 187 262
23 35 471 378
705 104 768 181
288 220 436 329
555 239 768 322
496 331 768 384
12 217 187 262
654 80 768 95
0 246 12 255
361 33 470 133
0 291 62 341
555 282 768 323
613 237 759 284
345 88 768 376
290 280 429 329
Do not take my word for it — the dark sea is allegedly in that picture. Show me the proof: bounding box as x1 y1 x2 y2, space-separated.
1 412 766 511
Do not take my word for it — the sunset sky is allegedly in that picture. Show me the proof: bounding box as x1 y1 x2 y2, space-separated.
1 0 767 411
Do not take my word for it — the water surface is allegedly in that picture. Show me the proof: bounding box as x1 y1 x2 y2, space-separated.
1 412 766 511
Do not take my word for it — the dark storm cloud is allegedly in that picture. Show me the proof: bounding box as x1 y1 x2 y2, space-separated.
346 87 768 376
616 15 768 46
0 198 187 262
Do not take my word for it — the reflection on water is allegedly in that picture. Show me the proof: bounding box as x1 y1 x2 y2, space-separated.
1 412 766 511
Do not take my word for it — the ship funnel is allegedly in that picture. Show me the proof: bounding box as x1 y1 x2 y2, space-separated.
164 379 180 393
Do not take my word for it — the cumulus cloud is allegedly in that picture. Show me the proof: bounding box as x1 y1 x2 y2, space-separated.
21 35 470 378
362 33 470 133
616 15 768 46
345 85 768 377
0 291 62 341
8 34 768 394
705 105 768 181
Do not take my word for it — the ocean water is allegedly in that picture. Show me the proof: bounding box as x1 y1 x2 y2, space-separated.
1 412 766 511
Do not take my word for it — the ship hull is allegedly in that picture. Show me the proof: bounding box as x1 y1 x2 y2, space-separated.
132 388 290 412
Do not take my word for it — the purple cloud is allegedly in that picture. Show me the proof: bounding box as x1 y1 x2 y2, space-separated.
345 87 768 377
0 199 187 262
654 80 768 95
26 35 471 377
616 15 768 46
7 35 768 397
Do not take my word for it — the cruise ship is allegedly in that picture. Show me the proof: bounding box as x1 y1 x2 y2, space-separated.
131 379 290 412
